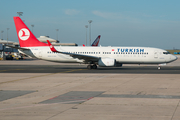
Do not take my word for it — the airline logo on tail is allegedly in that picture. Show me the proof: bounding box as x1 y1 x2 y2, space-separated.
91 35 101 46
18 28 30 40
14 16 48 47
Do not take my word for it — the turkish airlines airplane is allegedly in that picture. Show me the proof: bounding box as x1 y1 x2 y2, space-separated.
13 16 177 69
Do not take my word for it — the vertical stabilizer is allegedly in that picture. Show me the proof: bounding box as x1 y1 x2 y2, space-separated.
91 35 101 46
13 17 48 47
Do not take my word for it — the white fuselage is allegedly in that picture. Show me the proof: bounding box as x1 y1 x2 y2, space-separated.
19 46 177 65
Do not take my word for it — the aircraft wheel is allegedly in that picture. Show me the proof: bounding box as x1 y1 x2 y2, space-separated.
92 64 97 69
87 65 92 69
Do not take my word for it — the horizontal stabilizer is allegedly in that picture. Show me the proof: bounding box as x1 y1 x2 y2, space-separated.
5 45 29 50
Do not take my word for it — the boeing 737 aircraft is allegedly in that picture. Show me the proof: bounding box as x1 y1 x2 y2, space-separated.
13 16 177 69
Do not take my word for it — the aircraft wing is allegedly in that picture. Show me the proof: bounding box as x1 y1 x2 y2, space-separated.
47 40 99 62
5 45 30 50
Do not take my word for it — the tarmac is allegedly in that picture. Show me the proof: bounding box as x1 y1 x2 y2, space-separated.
0 57 180 120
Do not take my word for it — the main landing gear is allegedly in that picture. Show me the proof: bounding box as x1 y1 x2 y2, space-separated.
87 64 97 69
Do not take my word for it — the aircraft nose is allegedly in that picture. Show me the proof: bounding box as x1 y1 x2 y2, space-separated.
171 55 178 61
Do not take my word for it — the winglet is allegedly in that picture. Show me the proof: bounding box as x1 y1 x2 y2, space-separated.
47 40 58 52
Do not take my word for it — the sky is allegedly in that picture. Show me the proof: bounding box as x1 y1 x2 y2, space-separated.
1 0 180 49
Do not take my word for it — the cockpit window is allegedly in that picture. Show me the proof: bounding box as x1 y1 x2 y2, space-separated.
163 52 170 55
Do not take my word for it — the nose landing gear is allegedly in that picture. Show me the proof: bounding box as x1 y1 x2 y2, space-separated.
158 63 166 70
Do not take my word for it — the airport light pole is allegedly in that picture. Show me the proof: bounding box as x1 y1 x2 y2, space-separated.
7 28 9 45
88 20 92 46
31 25 34 33
17 12 23 17
1 31 4 40
56 29 59 41
85 25 88 46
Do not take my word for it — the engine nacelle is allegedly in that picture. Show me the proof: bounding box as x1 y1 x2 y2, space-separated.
98 58 116 67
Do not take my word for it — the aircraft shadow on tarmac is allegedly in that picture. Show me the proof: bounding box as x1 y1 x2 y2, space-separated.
0 65 180 74
53 66 180 74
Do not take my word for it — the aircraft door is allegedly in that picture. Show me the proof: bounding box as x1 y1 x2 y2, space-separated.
154 51 158 58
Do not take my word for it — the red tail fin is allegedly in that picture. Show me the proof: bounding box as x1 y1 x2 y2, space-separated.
47 40 58 52
91 35 101 46
13 17 48 47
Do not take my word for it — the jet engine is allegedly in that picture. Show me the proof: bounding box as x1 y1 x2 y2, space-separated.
98 58 116 67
